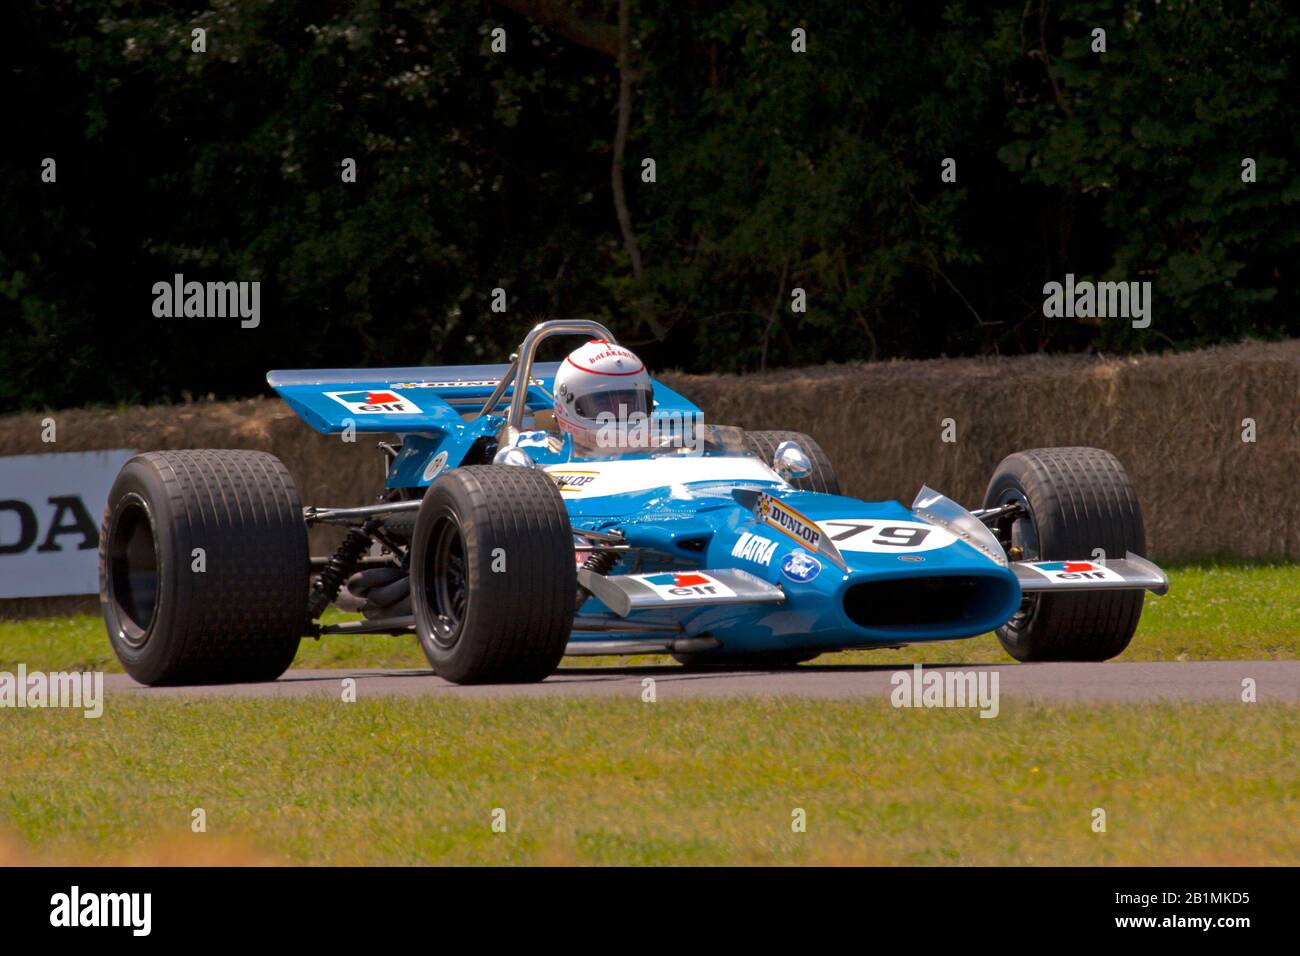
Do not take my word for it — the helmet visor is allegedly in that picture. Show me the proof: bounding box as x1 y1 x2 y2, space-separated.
573 387 653 420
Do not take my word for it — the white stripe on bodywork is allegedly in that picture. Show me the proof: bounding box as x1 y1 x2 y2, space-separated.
544 456 784 498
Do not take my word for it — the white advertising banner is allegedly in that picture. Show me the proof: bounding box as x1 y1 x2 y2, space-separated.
0 450 136 599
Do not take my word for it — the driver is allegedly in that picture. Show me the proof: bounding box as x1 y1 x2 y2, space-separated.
552 340 654 455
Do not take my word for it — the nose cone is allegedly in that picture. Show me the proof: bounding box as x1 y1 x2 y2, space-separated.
825 530 1021 640
840 570 1021 639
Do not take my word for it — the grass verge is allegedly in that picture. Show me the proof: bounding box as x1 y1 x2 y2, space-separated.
0 697 1294 865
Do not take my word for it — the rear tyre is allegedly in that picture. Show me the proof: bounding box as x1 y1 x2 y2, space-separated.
983 447 1146 662
411 466 576 683
743 430 841 494
99 450 309 685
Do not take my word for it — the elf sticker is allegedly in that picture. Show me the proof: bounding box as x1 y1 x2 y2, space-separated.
1024 560 1125 583
636 571 736 600
325 390 423 415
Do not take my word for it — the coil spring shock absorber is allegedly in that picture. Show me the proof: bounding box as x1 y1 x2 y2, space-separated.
581 549 618 576
576 548 618 606
308 526 372 619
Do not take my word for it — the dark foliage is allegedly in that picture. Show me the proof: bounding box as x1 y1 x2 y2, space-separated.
2 0 1296 409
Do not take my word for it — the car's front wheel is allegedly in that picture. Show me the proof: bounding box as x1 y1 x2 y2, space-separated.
983 447 1147 662
410 466 576 683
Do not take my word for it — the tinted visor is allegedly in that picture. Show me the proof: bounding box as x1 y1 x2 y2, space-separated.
574 387 652 420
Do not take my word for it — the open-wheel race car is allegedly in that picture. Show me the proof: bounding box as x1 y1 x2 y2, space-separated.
99 319 1169 685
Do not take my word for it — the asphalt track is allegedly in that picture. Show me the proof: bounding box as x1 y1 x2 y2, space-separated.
104 660 1300 702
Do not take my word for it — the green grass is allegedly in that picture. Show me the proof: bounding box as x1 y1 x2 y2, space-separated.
0 698 1294 865
3 562 1295 674
2 562 1293 866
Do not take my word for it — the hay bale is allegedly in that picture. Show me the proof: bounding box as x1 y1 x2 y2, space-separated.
0 338 1294 624
662 339 1300 561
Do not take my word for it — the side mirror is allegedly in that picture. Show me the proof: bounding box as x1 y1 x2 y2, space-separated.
493 446 537 468
773 440 812 481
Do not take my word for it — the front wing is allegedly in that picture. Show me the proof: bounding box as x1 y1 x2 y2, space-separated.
577 567 785 617
576 552 1168 621
1011 552 1169 596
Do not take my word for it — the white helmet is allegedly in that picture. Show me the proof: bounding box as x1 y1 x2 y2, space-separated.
553 340 653 452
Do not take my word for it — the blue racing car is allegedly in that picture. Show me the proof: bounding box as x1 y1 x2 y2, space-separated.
99 319 1168 684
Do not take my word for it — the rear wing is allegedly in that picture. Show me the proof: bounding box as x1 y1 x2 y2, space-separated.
267 363 553 434
268 363 703 435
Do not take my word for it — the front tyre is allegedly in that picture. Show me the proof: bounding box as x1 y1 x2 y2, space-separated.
411 466 576 683
983 447 1146 662
99 450 309 685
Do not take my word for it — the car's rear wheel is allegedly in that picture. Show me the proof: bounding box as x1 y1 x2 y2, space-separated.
743 430 840 494
99 450 309 685
983 447 1146 662
411 466 576 683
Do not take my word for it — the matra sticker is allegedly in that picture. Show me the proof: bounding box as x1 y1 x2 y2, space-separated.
730 532 778 567
757 494 821 550
324 390 423 415
550 471 600 493
422 451 449 482
636 571 735 601
1024 560 1125 583
815 518 956 553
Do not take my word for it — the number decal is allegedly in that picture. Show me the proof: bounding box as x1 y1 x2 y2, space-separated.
825 521 875 541
817 519 956 553
874 526 932 549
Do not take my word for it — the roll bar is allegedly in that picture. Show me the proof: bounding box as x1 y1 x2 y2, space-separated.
474 319 619 430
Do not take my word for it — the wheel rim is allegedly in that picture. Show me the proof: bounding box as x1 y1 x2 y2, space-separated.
106 494 160 648
999 489 1040 630
423 514 469 649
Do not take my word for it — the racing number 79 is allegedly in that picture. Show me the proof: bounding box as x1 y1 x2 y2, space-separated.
823 521 932 548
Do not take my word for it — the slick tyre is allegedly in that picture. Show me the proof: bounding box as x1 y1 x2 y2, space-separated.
411 466 576 684
99 450 309 685
744 430 840 494
983 447 1146 662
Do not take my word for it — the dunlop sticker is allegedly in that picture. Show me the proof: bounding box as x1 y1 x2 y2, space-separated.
757 493 821 551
